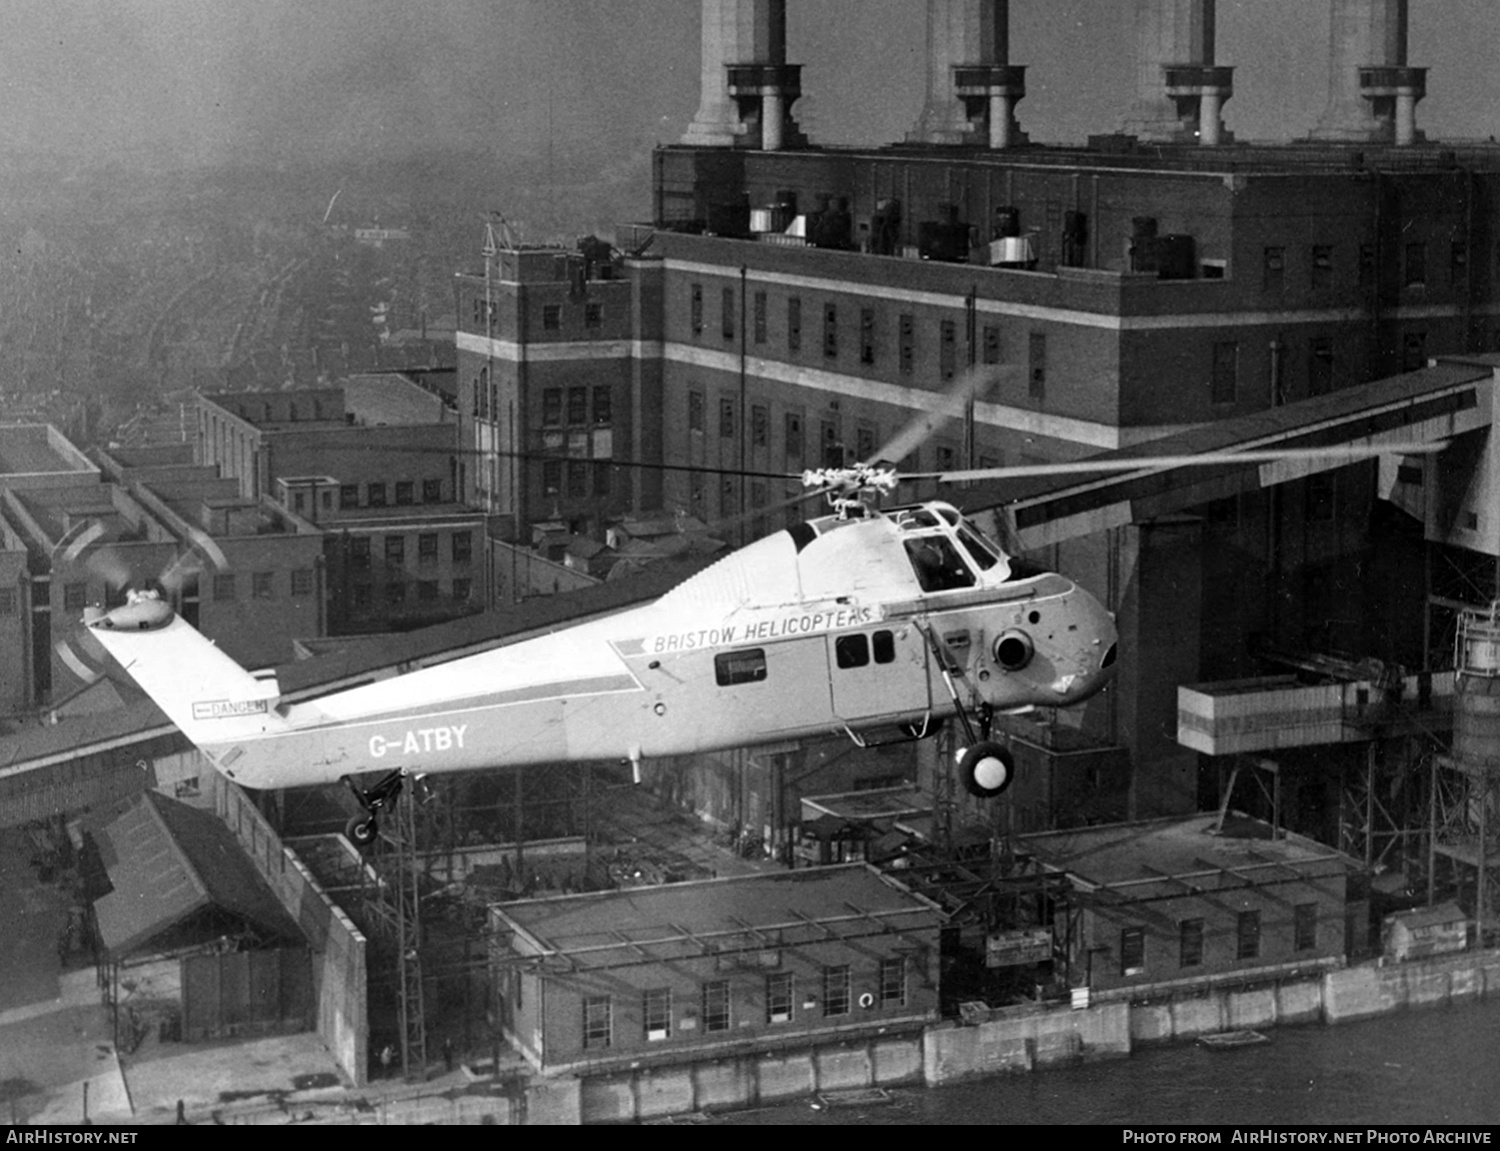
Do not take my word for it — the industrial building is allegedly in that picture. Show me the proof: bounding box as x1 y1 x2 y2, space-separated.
489 864 944 1076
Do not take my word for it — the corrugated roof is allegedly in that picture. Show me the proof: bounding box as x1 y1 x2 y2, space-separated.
91 791 299 957
493 863 943 970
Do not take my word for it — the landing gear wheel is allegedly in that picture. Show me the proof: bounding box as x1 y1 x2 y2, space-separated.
345 814 378 847
958 741 1015 798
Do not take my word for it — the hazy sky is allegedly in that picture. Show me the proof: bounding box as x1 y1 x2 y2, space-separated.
0 1 1495 168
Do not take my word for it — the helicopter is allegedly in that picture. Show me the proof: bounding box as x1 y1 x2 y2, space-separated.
75 371 1439 847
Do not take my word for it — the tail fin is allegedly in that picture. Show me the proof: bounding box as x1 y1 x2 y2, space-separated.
86 609 289 751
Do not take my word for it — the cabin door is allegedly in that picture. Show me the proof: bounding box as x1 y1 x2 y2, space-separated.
826 622 931 725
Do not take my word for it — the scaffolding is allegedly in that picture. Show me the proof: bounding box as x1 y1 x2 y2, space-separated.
361 786 428 1081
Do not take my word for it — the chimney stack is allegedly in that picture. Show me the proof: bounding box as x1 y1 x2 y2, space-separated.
682 0 805 151
1121 0 1233 146
1312 0 1426 145
907 0 1027 149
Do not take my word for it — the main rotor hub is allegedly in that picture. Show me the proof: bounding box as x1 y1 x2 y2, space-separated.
801 464 900 518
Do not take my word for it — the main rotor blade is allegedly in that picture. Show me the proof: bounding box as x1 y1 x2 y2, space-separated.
870 365 1017 469
919 442 1446 485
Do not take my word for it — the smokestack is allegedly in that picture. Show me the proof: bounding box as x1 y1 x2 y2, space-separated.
682 0 805 151
1120 0 1233 146
1311 0 1426 145
907 0 1027 149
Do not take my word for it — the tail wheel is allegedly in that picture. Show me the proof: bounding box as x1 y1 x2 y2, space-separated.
345 814 378 848
958 741 1015 798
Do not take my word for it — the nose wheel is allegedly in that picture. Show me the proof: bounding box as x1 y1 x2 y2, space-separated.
342 767 409 848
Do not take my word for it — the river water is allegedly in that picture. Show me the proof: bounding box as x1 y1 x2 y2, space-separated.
719 997 1500 1126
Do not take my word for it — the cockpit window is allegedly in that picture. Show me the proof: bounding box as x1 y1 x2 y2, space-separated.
956 524 1002 572
904 536 976 592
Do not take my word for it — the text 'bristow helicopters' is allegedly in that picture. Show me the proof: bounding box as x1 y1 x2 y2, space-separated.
77 369 1437 845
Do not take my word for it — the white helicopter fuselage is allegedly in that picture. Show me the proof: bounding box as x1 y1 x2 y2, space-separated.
85 503 1117 792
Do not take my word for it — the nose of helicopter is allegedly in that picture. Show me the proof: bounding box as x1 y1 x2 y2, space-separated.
1058 584 1118 706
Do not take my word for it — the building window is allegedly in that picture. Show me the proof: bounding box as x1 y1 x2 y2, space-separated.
582 995 612 1049
386 582 406 606
543 460 562 495
939 319 957 381
1403 331 1427 372
753 291 767 344
898 313 915 374
1360 243 1376 288
822 965 851 1017
1211 341 1239 405
1236 910 1261 960
367 483 387 508
859 308 875 365
1452 242 1469 288
542 388 563 426
291 569 313 597
751 405 768 449
1120 927 1146 976
385 536 405 566
352 583 372 608
418 580 439 602
63 582 88 611
784 413 803 464
452 532 473 564
719 397 735 440
643 988 672 1041
766 973 793 1024
1306 472 1336 521
688 391 705 434
823 302 838 359
714 648 767 686
1263 246 1285 292
722 286 736 341
1405 242 1427 288
836 634 870 669
593 462 611 497
452 578 472 602
690 283 703 335
340 484 359 509
252 572 274 600
1310 244 1333 289
567 387 587 425
855 426 876 462
1309 337 1334 396
702 981 730 1033
982 324 1001 366
213 574 236 602
1028 331 1047 400
542 303 562 331
592 386 612 425
878 957 906 1007
1293 903 1320 952
584 301 603 328
1180 919 1204 968
568 460 589 499
0 587 16 615
394 481 414 506
349 538 371 571
418 534 439 564
787 296 802 352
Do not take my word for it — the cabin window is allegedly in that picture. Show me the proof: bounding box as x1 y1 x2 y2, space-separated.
873 630 896 664
904 536 976 592
715 648 767 686
835 634 870 669
956 525 1002 571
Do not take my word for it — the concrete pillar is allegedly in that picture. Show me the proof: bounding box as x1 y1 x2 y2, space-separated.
682 0 804 150
1121 0 1233 145
1311 0 1426 144
908 0 1026 148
